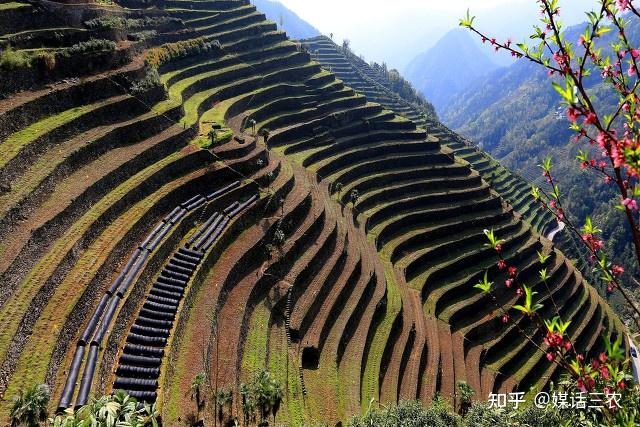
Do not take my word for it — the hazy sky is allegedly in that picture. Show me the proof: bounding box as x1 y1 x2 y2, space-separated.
276 0 590 71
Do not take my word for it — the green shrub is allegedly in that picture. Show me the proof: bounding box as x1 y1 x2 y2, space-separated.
67 39 116 55
85 16 183 31
349 399 462 427
83 16 127 30
145 37 219 68
130 67 161 94
0 46 32 70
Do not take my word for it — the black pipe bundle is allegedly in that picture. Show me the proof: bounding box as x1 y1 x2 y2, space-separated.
57 345 86 411
178 247 203 259
108 249 142 295
75 344 99 407
127 332 167 346
114 377 159 390
79 295 109 345
186 213 219 248
117 251 150 298
185 195 206 211
135 315 173 329
116 365 160 378
119 353 162 368
139 307 174 321
166 262 193 275
169 208 187 225
124 343 164 358
223 201 240 215
201 217 230 252
139 224 164 251
109 194 257 403
163 207 182 223
127 390 157 402
131 324 170 338
180 195 203 210
192 215 223 251
207 180 240 201
228 194 259 219
169 257 197 270
147 294 179 307
92 296 121 345
59 200 196 411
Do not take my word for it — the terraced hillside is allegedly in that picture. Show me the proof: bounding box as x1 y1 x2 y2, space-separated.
0 1 623 425
301 35 592 274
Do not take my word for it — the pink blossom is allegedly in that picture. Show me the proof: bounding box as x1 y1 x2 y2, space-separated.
501 314 509 323
546 352 555 362
508 266 517 277
567 107 580 122
600 365 610 380
505 278 513 288
612 265 625 276
577 378 587 392
632 49 640 58
584 112 597 125
617 0 631 10
628 64 637 77
497 259 507 270
622 197 638 210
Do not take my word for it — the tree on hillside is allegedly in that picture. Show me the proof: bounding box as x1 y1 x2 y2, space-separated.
10 384 49 427
461 1 640 424
190 372 206 422
342 39 351 52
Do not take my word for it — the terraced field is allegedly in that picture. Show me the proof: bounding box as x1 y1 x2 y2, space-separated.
0 1 623 425
301 35 592 275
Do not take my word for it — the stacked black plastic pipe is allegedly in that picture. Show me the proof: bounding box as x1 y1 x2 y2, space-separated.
57 182 242 411
113 193 258 403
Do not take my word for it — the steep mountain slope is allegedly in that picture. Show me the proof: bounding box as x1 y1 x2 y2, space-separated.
301 35 590 273
405 29 499 113
252 0 320 40
0 1 623 426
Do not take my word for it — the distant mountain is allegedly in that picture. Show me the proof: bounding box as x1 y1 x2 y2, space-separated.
404 29 499 113
440 20 640 288
252 0 320 40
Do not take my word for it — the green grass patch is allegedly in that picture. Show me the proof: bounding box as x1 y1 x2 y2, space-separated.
0 98 121 170
359 266 401 412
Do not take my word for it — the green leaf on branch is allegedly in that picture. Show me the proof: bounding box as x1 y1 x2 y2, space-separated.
474 270 493 294
582 216 602 235
539 268 549 282
483 228 506 249
459 9 475 27
513 285 543 316
531 186 541 201
537 250 551 264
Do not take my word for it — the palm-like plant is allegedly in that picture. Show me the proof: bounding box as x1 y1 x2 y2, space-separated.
10 384 50 427
50 390 159 427
190 372 206 421
215 389 232 425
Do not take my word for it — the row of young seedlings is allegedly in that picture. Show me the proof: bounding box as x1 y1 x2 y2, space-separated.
57 181 244 411
112 187 259 402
